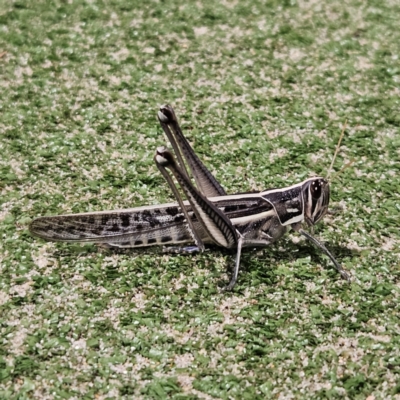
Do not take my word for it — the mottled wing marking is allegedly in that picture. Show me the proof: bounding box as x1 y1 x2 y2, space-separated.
29 206 190 246
29 196 276 248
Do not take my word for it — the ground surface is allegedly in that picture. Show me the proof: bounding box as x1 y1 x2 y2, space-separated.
0 0 399 398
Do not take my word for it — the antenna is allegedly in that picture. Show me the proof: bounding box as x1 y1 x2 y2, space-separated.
330 158 355 181
327 120 347 180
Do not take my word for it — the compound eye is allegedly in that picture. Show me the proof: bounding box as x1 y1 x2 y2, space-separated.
310 180 323 199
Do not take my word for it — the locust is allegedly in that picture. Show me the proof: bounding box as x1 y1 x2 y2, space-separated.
30 105 350 290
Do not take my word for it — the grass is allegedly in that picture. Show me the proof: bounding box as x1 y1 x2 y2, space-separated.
0 0 399 398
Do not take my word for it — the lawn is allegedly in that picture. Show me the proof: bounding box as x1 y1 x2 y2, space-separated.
0 0 399 398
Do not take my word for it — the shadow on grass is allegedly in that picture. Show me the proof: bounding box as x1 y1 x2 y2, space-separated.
49 238 360 290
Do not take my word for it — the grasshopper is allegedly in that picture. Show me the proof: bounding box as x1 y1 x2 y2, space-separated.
30 105 350 289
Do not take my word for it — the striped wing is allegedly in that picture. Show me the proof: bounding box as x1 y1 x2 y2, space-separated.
29 195 273 248
29 203 196 248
